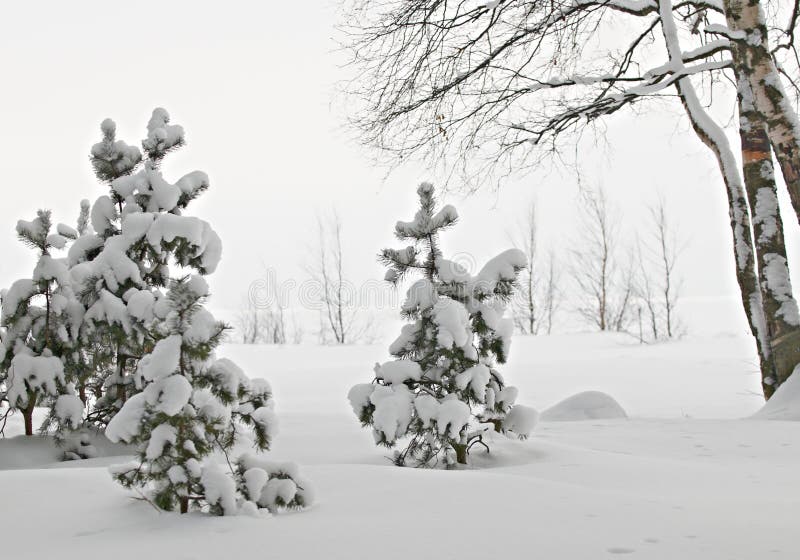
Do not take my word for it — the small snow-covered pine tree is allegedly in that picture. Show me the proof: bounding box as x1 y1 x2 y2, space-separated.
106 276 312 515
0 210 85 438
73 110 220 426
348 183 538 467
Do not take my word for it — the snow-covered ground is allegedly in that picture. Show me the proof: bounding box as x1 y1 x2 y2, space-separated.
1 333 798 559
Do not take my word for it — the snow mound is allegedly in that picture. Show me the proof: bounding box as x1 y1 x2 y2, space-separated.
540 391 627 422
753 371 800 421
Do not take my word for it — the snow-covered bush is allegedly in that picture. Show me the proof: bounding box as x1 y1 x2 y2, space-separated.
348 183 536 467
232 454 314 515
0 210 85 439
107 277 311 515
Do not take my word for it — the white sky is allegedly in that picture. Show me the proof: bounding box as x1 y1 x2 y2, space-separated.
1 0 798 337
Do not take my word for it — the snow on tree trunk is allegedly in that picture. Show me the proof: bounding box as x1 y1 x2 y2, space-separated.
724 0 800 227
734 65 800 396
658 0 775 394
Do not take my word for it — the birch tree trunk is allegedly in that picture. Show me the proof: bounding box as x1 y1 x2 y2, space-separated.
735 78 800 395
659 0 775 392
681 100 777 394
724 0 800 224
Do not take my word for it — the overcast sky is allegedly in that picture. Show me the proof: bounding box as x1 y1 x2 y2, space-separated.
2 0 798 338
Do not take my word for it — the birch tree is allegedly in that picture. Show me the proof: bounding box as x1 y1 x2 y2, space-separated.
541 251 562 334
235 296 287 345
511 202 540 334
341 0 800 396
636 196 684 340
652 200 681 338
724 0 800 223
510 202 564 335
237 269 289 345
571 188 635 332
725 0 800 394
309 211 351 343
308 211 374 344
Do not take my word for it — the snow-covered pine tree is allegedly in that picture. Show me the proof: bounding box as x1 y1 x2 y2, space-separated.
106 276 312 515
73 109 220 426
62 199 103 406
348 183 538 467
0 210 85 437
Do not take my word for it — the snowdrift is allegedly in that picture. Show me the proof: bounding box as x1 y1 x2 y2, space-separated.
753 371 800 421
540 391 628 422
2 336 799 559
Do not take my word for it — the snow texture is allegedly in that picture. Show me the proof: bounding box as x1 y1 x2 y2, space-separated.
375 360 423 385
434 398 471 439
1 279 36 321
436 257 471 284
200 462 238 515
143 374 193 416
137 335 182 381
54 394 85 429
146 214 222 273
455 363 491 401
503 405 539 438
84 290 132 333
347 383 376 416
5 354 66 408
91 195 118 234
395 202 458 238
402 279 438 312
105 393 147 443
369 385 413 443
126 290 156 323
431 298 471 348
145 423 178 460
473 248 526 295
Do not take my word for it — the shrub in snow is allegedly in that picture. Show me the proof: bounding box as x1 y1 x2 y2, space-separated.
74 109 221 426
107 277 311 515
0 210 85 441
348 183 535 467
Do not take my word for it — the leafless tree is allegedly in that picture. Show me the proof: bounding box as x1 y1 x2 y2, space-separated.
236 296 262 345
340 0 800 396
635 243 662 341
308 210 374 344
634 196 685 341
654 197 682 338
613 248 638 332
288 309 305 345
235 296 287 345
571 188 635 332
236 266 294 345
541 250 562 335
341 0 799 189
511 202 562 335
511 202 540 334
